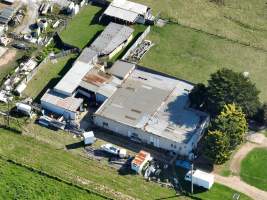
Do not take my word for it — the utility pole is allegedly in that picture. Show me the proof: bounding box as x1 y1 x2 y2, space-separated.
7 97 10 128
191 162 194 194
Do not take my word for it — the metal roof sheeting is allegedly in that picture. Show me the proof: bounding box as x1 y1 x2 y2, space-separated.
41 89 83 112
90 22 134 55
54 48 98 96
104 0 148 22
104 6 138 23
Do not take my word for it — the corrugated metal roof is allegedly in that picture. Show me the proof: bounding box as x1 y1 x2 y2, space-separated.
54 48 97 96
103 0 148 22
111 0 148 15
79 68 122 98
103 6 138 23
95 68 209 143
41 89 83 112
90 22 134 55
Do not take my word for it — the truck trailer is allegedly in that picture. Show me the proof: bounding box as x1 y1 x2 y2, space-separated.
184 169 214 190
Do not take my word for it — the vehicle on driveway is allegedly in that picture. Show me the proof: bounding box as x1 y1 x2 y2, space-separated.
101 143 127 158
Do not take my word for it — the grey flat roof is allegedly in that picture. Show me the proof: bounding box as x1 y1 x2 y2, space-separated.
108 60 135 79
95 69 208 143
90 22 134 55
77 48 98 64
41 89 83 112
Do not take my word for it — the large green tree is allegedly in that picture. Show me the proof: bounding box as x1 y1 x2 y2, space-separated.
206 68 260 117
189 68 260 118
212 104 248 149
204 130 231 164
189 83 207 110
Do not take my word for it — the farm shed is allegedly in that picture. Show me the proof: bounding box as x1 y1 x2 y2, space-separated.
54 48 98 96
93 67 209 156
41 89 83 120
101 0 152 24
89 22 134 59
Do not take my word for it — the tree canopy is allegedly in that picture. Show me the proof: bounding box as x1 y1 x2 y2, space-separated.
204 104 248 164
189 68 260 118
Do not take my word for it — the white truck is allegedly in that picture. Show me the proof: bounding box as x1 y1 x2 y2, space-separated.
184 169 214 190
101 143 127 158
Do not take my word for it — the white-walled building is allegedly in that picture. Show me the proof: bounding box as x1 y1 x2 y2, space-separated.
93 62 209 156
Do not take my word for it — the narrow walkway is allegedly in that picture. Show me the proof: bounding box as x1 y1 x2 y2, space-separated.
215 175 267 200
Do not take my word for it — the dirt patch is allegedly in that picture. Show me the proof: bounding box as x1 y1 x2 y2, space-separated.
0 49 17 67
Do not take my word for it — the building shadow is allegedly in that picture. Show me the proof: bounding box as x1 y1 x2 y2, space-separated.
33 57 76 103
65 141 84 150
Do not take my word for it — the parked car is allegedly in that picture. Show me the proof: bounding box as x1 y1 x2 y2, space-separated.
12 43 29 50
101 143 127 158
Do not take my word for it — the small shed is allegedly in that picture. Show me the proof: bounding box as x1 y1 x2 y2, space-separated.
131 150 151 174
15 82 27 96
83 131 96 145
16 103 32 116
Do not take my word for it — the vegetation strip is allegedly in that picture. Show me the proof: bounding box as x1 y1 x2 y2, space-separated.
0 155 113 200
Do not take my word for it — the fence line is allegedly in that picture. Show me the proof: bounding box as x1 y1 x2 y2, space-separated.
122 26 151 60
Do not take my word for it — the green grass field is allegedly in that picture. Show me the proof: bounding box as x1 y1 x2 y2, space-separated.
140 24 267 101
135 0 267 50
0 159 105 200
60 5 105 49
240 148 267 191
23 55 76 101
0 128 252 200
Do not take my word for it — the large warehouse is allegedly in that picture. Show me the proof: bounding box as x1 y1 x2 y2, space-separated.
94 61 209 156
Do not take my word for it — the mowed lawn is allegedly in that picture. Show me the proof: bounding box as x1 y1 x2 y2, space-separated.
134 0 267 50
60 5 105 49
0 128 252 200
23 55 76 101
240 148 267 191
140 24 267 101
0 159 104 200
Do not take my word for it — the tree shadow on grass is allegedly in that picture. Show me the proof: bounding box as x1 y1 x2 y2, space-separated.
33 57 77 103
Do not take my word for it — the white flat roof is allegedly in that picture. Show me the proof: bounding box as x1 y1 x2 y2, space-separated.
54 61 94 96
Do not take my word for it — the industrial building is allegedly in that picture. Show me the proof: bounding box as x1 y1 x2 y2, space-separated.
93 61 209 156
90 22 134 59
40 21 208 156
101 0 152 24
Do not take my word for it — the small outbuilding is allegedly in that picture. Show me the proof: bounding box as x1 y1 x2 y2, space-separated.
16 103 32 116
40 89 83 120
83 131 96 145
131 150 151 174
101 0 152 24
